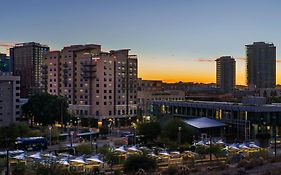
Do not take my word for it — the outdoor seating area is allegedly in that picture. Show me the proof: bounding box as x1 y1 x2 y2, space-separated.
5 139 265 174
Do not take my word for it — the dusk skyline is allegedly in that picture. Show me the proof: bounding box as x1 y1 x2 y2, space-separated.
2 0 281 84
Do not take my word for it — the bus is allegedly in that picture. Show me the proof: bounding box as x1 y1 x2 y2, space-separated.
15 137 48 151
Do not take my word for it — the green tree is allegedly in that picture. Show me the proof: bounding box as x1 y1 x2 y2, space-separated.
98 145 119 165
76 143 93 155
123 155 157 174
161 118 197 144
22 93 69 126
137 122 161 142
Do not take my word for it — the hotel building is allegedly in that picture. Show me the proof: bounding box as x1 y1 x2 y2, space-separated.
42 44 138 125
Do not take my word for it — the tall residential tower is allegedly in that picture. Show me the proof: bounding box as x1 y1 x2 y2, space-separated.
10 42 50 97
246 42 276 89
216 56 236 93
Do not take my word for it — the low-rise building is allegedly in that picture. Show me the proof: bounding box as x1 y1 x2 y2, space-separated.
150 97 281 141
138 89 185 116
0 73 20 126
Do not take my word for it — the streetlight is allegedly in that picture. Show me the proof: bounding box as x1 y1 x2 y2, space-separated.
5 128 9 175
273 116 277 157
70 131 74 149
89 128 93 152
117 118 120 135
48 125 52 146
209 135 213 162
94 139 97 154
178 127 182 145
77 118 81 134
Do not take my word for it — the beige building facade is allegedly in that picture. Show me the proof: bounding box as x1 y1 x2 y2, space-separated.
42 45 138 123
0 73 20 126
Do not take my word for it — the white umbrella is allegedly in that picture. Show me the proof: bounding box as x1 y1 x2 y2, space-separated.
70 156 86 164
86 156 104 163
59 153 73 158
148 153 161 159
239 144 249 149
57 159 70 166
13 153 26 160
28 152 42 159
170 151 180 155
43 153 57 159
115 146 126 153
216 140 225 144
228 144 239 150
195 141 205 146
128 146 141 152
159 151 170 157
249 143 260 149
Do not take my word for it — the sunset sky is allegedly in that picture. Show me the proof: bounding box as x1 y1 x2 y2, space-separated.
1 0 281 85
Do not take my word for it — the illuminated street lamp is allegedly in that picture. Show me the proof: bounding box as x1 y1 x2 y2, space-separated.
117 118 120 135
178 127 182 144
89 128 93 152
48 125 52 146
70 131 74 148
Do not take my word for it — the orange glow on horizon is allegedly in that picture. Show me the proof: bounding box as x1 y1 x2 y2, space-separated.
138 57 281 85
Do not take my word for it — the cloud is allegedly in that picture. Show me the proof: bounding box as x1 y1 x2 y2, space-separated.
195 58 215 62
0 41 16 48
236 56 246 61
195 56 246 62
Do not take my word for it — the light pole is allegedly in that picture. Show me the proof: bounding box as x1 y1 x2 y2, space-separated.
66 122 70 142
117 118 120 135
178 127 182 145
94 139 97 154
5 135 9 175
89 128 93 152
77 117 81 134
273 116 277 157
48 125 52 146
70 131 74 149
60 101 63 131
210 135 212 162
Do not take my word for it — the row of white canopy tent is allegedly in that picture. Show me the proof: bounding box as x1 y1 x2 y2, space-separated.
10 152 104 166
114 146 185 159
114 146 142 153
194 140 261 150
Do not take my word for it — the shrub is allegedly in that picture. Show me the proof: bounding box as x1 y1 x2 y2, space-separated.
162 165 190 175
76 143 93 155
123 155 157 173
12 162 27 175
237 157 264 170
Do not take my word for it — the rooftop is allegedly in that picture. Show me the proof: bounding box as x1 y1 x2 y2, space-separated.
183 117 226 129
